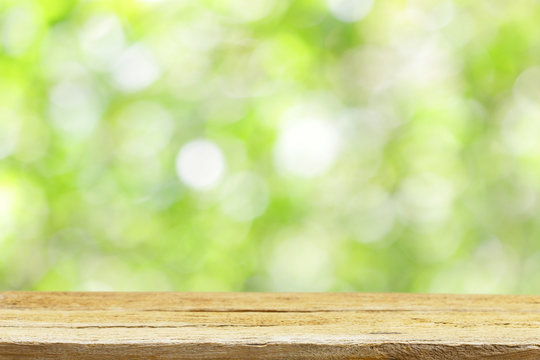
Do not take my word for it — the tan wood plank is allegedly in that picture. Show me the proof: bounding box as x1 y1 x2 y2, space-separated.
1 292 539 359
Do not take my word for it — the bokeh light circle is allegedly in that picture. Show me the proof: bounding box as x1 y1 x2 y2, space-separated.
176 139 226 190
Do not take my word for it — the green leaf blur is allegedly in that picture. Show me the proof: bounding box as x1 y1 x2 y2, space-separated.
1 0 539 293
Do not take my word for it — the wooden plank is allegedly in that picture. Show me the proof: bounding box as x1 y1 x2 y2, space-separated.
0 292 539 359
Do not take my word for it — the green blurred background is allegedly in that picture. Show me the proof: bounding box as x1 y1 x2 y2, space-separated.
1 0 540 293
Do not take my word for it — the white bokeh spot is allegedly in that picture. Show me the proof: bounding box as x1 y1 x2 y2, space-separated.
111 43 161 92
274 115 341 178
176 139 226 190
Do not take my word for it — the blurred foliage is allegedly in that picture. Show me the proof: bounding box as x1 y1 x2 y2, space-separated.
1 0 540 293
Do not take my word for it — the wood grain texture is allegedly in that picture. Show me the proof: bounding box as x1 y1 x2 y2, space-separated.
1 292 539 359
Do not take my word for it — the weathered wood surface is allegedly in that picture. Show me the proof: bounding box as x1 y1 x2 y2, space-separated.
0 292 539 359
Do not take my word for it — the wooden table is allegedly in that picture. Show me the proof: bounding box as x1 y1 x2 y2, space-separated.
1 292 539 359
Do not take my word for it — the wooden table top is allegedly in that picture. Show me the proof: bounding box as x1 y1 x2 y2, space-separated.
1 292 539 359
